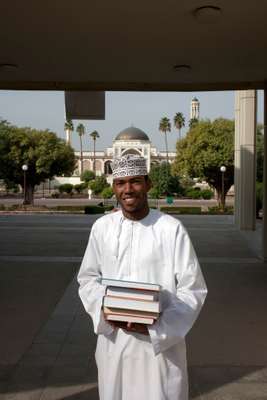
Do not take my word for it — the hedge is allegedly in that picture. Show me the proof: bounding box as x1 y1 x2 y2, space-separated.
84 205 114 214
160 206 202 214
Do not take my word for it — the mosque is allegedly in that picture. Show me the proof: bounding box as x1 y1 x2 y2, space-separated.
66 98 200 181
72 126 176 179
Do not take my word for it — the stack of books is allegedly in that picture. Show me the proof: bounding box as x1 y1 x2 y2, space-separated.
102 278 161 325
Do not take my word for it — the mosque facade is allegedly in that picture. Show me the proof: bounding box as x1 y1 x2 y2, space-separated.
72 126 176 179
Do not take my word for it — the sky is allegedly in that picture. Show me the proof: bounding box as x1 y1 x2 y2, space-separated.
0 90 263 152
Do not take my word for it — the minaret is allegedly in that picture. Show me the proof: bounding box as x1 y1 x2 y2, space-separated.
65 129 71 145
190 97 200 120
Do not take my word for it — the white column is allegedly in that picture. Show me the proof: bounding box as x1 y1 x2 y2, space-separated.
234 90 257 230
262 90 267 260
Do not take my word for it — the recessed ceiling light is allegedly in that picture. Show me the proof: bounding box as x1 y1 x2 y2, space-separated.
194 5 222 23
173 64 191 72
0 63 18 71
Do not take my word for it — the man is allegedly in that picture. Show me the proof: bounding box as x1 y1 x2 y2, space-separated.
77 154 207 400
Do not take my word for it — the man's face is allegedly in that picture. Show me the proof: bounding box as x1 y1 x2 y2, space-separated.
113 175 151 215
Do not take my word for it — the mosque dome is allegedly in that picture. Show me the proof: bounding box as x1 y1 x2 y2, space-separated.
115 127 150 141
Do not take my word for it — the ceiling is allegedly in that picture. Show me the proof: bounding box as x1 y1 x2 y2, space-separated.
1 0 267 91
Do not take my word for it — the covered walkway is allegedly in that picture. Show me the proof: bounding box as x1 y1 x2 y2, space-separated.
0 214 266 399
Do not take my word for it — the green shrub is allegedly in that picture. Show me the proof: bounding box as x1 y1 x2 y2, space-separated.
208 206 234 215
89 176 109 195
59 183 73 194
0 204 5 211
201 189 213 200
185 188 202 199
256 182 263 218
148 188 161 199
81 170 95 183
84 205 114 214
84 205 106 214
101 187 113 199
51 192 59 198
74 183 87 193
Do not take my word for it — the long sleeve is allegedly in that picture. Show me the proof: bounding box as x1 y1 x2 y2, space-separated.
77 224 113 336
148 223 207 355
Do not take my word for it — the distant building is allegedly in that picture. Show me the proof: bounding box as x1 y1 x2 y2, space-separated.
190 97 200 120
72 126 176 180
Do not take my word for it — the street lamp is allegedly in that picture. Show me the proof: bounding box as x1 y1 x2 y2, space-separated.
22 164 28 205
220 165 226 212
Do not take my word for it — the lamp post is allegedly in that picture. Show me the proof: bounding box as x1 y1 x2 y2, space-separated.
220 165 226 212
22 164 28 205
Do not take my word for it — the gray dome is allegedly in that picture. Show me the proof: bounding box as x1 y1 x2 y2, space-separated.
115 127 150 141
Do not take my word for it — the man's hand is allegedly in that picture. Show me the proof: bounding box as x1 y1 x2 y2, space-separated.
125 322 149 335
106 319 149 335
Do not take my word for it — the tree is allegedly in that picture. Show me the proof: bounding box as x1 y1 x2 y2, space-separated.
76 123 85 175
81 169 95 184
0 121 76 205
149 163 181 197
174 112 185 140
90 130 100 174
188 117 199 129
89 175 109 195
172 118 234 207
64 118 74 144
159 117 171 164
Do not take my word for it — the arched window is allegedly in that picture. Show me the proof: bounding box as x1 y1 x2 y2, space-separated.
104 160 112 175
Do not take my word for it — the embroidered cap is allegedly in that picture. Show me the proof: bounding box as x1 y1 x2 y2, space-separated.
111 154 148 179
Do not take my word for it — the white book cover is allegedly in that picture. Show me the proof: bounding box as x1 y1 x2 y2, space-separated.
106 314 154 325
101 277 161 292
106 287 158 301
104 296 161 313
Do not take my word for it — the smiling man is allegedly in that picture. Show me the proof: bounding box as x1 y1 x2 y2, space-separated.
77 154 207 400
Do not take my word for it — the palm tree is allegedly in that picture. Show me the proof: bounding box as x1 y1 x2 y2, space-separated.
90 130 100 174
159 117 171 163
174 112 185 140
64 118 74 145
76 123 85 175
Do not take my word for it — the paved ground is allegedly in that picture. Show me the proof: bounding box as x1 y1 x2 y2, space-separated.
0 214 267 399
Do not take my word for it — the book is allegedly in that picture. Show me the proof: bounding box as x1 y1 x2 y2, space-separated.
106 286 159 301
101 278 161 292
103 306 159 319
103 295 161 313
106 313 154 325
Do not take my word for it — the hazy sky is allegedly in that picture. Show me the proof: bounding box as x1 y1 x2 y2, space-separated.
0 90 263 152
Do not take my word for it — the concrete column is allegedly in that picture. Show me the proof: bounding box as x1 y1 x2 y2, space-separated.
234 91 241 225
234 90 257 230
262 90 267 260
65 129 71 145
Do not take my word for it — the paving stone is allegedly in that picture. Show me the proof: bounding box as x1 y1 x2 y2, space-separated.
9 365 50 383
54 355 89 368
198 382 267 400
19 355 57 368
39 382 98 400
25 344 61 357
48 366 92 383
226 366 267 383
0 366 16 383
2 383 44 400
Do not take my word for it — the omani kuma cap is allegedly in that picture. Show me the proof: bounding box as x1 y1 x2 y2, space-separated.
111 154 148 179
